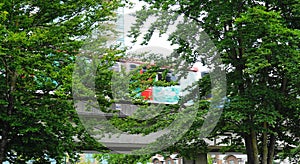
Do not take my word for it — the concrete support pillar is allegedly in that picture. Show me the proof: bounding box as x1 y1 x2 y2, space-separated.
182 153 207 164
182 158 195 164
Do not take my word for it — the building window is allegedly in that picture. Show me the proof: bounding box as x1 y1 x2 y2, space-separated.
153 159 161 164
225 155 238 164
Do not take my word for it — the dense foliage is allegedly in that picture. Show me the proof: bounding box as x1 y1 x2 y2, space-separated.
95 0 300 164
128 1 300 164
0 0 121 163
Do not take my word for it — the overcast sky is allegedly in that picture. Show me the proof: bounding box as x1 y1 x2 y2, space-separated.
121 0 209 75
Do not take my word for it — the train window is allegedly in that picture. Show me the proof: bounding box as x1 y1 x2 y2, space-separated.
201 71 209 78
157 73 163 81
156 71 177 83
166 73 171 82
112 63 120 72
129 64 137 70
142 66 147 73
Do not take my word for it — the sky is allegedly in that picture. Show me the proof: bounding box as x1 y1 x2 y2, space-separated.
120 0 209 76
122 0 176 55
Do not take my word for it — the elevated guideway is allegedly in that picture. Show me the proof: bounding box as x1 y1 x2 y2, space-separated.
75 101 237 154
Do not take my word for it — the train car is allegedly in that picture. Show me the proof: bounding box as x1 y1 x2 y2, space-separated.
112 60 209 104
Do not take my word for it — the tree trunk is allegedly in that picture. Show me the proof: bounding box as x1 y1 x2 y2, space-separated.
182 154 207 164
244 133 255 164
250 128 260 164
196 153 207 164
0 124 8 163
0 72 17 163
267 134 276 164
262 122 268 164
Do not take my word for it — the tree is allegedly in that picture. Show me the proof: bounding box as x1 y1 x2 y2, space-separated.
98 1 300 164
0 0 122 163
